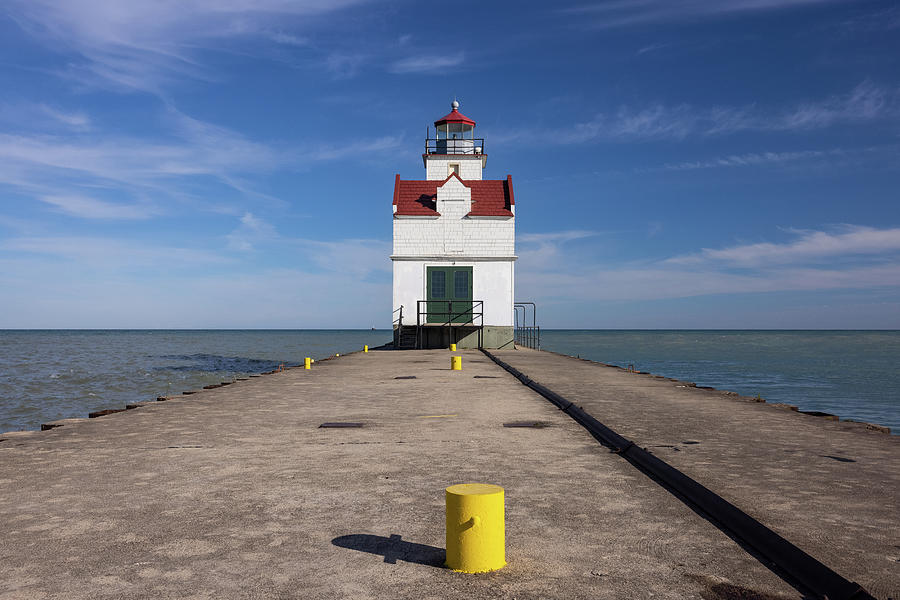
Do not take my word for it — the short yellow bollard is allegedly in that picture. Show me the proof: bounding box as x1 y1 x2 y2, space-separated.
451 356 462 370
304 357 311 370
364 345 368 353
450 343 457 351
335 353 340 357
445 483 505 573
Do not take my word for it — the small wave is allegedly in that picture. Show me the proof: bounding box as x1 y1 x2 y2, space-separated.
153 353 280 373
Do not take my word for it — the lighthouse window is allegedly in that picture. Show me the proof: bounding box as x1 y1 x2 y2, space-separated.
454 270 468 297
449 163 460 176
431 270 446 298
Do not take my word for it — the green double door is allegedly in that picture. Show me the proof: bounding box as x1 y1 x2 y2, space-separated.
426 266 473 324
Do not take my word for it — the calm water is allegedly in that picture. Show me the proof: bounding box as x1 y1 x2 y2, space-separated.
1 330 897 434
0 330 392 433
540 330 900 434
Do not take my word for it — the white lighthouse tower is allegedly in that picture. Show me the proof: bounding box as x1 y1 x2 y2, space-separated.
392 101 515 349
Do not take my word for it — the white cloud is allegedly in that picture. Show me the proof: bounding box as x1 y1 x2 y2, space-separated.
635 42 669 56
7 0 373 92
668 226 900 267
39 195 158 220
0 259 391 328
0 230 392 327
0 236 229 269
38 105 91 130
389 53 464 74
518 230 599 271
516 225 900 307
533 82 899 144
840 5 900 32
781 80 892 129
264 31 310 46
226 212 278 251
657 149 831 171
518 230 597 244
566 0 852 29
324 53 369 79
0 118 278 189
0 103 91 133
0 107 405 216
299 238 391 277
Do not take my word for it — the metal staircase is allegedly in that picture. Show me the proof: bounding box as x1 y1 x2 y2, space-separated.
396 326 418 350
393 306 418 350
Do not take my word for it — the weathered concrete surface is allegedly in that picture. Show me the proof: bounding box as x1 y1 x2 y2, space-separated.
0 348 886 599
493 348 900 600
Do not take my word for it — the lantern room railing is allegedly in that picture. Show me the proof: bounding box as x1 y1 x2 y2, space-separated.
425 138 485 156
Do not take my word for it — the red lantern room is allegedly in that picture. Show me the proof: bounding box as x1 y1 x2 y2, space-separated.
427 100 484 157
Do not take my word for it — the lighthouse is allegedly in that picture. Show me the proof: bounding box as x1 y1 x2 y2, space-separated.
392 101 515 349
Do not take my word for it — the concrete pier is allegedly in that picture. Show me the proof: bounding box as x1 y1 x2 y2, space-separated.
1 349 897 599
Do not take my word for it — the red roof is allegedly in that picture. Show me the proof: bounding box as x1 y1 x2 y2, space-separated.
393 173 514 217
434 108 476 127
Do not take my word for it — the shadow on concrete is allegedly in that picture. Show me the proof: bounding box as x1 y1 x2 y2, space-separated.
332 533 446 567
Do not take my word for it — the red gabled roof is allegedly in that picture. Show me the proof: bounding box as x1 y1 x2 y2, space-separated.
467 175 514 217
393 173 514 218
434 107 476 127
392 174 440 216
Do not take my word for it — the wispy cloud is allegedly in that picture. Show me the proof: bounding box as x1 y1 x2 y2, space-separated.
518 230 597 244
0 103 91 132
388 53 465 74
0 107 405 217
635 42 669 56
39 195 158 220
38 104 91 130
527 81 900 144
0 235 229 269
781 80 893 129
565 0 852 29
300 238 391 277
222 212 391 275
7 0 372 93
226 212 278 251
0 109 280 186
652 148 834 171
264 31 310 47
668 225 900 267
517 225 900 309
0 230 392 327
840 5 900 32
518 230 599 271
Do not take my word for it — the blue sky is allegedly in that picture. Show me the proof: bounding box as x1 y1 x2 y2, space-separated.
1 0 899 328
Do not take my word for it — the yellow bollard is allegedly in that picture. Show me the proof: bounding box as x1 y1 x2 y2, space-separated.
451 356 462 370
445 483 506 573
364 345 368 353
304 357 311 370
335 353 340 357
450 343 457 351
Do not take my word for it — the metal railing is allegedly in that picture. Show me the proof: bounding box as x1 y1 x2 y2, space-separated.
416 300 484 349
514 302 540 349
424 138 485 156
392 305 403 348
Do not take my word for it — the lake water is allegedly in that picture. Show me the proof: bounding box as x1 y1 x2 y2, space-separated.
0 330 392 433
539 330 899 434
1 330 897 434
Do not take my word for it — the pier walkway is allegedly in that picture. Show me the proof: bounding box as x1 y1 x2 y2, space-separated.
1 349 897 599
